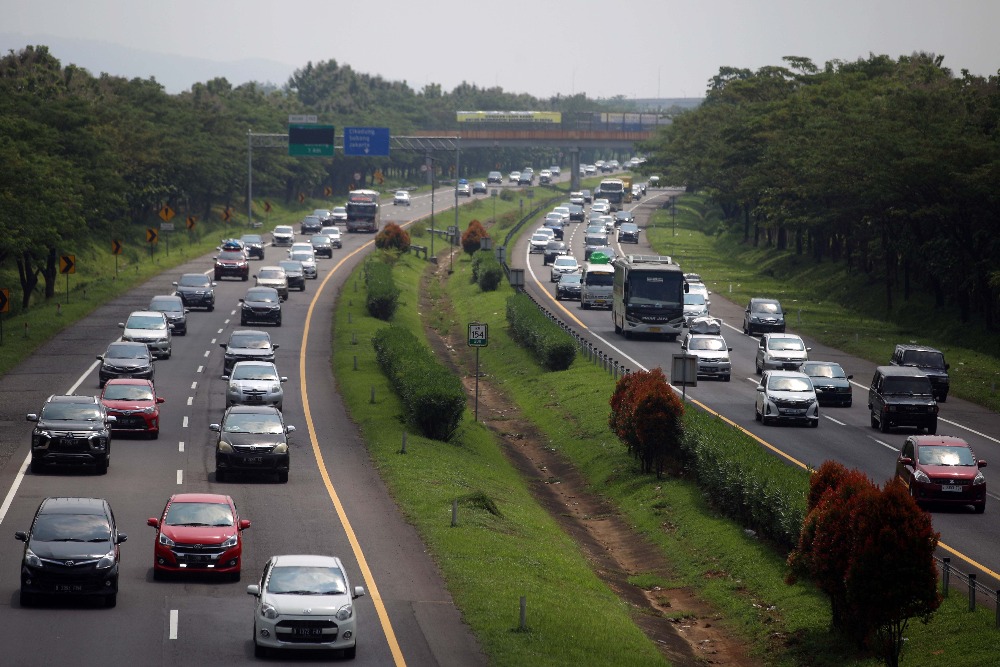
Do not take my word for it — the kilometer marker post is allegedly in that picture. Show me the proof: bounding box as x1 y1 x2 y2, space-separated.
468 323 488 421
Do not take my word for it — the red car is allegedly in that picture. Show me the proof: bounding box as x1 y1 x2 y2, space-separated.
214 246 250 281
147 493 251 580
896 435 987 513
100 378 164 439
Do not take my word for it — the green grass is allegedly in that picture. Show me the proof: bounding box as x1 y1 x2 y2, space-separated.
645 194 1000 412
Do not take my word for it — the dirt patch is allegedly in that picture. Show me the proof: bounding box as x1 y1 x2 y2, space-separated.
420 251 759 667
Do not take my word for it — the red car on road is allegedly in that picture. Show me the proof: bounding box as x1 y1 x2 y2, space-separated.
147 493 251 580
896 435 987 513
100 378 164 439
214 242 250 281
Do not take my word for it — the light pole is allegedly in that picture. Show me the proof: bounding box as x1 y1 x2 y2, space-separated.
425 154 436 258
450 139 461 275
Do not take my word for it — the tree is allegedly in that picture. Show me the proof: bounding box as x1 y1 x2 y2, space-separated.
374 223 410 252
461 220 489 256
608 369 684 476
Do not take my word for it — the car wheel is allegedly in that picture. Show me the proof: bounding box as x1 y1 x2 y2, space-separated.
96 460 109 475
927 422 937 435
723 375 731 382
105 593 117 608
150 430 159 440
214 273 222 281
163 351 171 360
556 293 562 301
275 317 282 327
277 471 289 484
761 414 772 426
879 414 891 433
254 639 267 659
809 419 819 428
230 569 241 583
207 305 215 312
19 591 34 607
240 317 248 326
754 406 762 422
938 395 947 404
241 275 248 281
582 302 590 310
216 469 226 483
975 501 986 514
870 411 879 428
153 568 168 581
30 459 45 474
844 400 852 408
343 644 357 660
755 359 762 375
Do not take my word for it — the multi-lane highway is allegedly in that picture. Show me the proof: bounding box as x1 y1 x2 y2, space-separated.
517 189 1000 590
0 187 491 665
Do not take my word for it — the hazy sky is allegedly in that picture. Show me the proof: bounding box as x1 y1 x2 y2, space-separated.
5 0 998 100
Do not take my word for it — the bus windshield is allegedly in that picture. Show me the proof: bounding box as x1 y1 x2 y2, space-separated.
627 272 683 306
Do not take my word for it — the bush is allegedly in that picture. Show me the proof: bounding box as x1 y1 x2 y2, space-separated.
408 221 427 238
461 219 489 256
375 222 410 251
505 292 576 371
371 325 466 441
499 189 516 202
471 250 503 292
609 369 684 476
364 258 399 321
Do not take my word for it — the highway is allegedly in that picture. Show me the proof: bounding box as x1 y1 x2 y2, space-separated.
0 187 492 665
518 188 1000 590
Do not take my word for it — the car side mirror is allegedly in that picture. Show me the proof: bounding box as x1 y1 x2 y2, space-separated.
156 397 165 404
247 585 260 596
147 518 160 528
899 457 913 466
221 375 230 381
239 299 245 303
272 344 279 351
252 274 257 279
239 519 252 530
15 531 27 542
118 323 125 328
727 347 733 352
26 414 38 422
220 343 227 349
286 425 296 434
979 460 988 468
172 282 178 286
847 375 854 380
210 424 221 432
106 416 117 424
117 534 128 544
945 364 950 370
97 355 104 361
353 586 366 600
756 386 765 392
280 377 288 383
806 347 812 352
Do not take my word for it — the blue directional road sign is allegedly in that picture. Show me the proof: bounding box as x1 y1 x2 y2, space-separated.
343 127 390 157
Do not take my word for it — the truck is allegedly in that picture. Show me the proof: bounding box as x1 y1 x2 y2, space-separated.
596 179 625 212
621 175 633 204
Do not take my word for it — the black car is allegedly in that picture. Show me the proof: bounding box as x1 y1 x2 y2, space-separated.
543 240 568 265
568 204 585 223
15 497 126 607
240 287 282 327
581 189 593 204
97 341 154 387
310 234 334 259
241 234 265 260
801 361 853 407
614 210 635 227
220 329 279 374
891 344 950 402
743 298 786 335
555 273 583 301
173 273 216 311
472 181 488 194
617 223 640 244
300 215 323 235
212 405 294 483
27 396 115 474
543 219 565 240
148 294 188 336
278 260 306 292
868 366 938 434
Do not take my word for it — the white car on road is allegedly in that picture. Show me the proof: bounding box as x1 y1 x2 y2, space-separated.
393 190 411 206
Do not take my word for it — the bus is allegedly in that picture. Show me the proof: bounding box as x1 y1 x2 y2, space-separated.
611 255 687 340
596 179 625 211
580 261 615 309
345 189 380 232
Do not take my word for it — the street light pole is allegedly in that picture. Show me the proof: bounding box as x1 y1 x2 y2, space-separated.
450 138 460 275
427 154 435 258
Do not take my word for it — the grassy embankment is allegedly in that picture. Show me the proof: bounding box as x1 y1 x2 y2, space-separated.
331 191 999 666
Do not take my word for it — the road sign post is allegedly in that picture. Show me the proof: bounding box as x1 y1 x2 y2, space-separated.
0 287 8 345
59 255 75 304
468 323 488 421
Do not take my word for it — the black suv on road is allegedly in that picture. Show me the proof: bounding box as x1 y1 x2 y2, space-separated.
890 344 950 402
97 341 154 387
220 330 278 374
868 366 938 435
27 396 115 474
15 497 126 607
173 273 216 311
743 298 786 335
212 405 295 483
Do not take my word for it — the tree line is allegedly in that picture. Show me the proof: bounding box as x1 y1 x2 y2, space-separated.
643 53 1000 327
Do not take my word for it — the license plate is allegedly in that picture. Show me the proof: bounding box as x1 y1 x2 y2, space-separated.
246 396 263 403
243 457 263 464
783 409 806 415
595 300 607 305
649 327 661 333
293 628 324 636
941 484 963 492
55 584 83 592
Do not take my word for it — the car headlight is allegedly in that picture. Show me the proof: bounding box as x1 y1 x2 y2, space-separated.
270 384 281 393
217 441 234 453
913 469 931 483
139 406 156 414
974 471 985 485
335 603 354 621
219 533 238 549
25 548 42 568
96 550 117 569
159 532 175 547
272 443 288 454
261 602 279 620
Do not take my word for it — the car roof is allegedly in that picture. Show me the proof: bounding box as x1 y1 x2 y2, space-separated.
226 404 282 415
750 297 781 304
127 310 165 318
763 333 801 340
39 497 108 515
47 394 99 404
103 378 154 387
763 370 810 379
895 343 942 352
876 365 929 377
232 359 276 368
108 341 150 351
271 554 342 568
168 493 233 504
908 435 970 447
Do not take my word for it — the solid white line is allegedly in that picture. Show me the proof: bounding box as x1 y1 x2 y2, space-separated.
182 416 189 428
169 610 179 639
176 470 183 485
0 456 30 527
823 415 846 426
187 397 193 406
178 441 184 453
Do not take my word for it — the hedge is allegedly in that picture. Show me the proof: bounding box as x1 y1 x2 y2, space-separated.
364 258 400 321
471 250 502 292
371 325 466 441
505 292 576 371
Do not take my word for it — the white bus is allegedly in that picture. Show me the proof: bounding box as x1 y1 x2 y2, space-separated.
611 255 687 340
580 261 615 309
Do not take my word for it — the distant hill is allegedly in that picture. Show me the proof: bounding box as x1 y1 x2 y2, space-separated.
0 33 294 92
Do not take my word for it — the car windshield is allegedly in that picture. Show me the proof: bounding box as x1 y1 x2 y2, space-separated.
689 338 727 351
917 446 976 467
753 302 781 314
395 191 407 197
164 502 234 527
531 234 549 243
106 345 148 360
178 275 210 287
218 250 244 260
333 207 346 215
311 236 330 244
620 224 638 233
257 269 284 280
266 566 347 595
149 297 181 310
560 274 582 285
126 314 167 330
882 378 934 396
232 365 278 381
222 412 284 434
242 235 262 244
290 252 313 262
103 384 154 401
31 515 110 543
768 377 813 392
684 294 706 306
584 272 613 287
40 403 103 420
274 226 292 235
229 333 270 349
903 351 946 368
554 258 576 268
804 363 846 379
279 262 302 273
245 289 278 303
768 338 804 351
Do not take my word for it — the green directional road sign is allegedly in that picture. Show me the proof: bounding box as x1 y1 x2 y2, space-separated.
288 124 335 157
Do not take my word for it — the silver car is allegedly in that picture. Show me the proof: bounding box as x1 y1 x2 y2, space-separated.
272 225 294 247
681 333 732 382
549 256 579 282
755 333 811 374
248 554 366 659
119 310 172 359
224 361 287 411
288 244 317 279
254 266 289 300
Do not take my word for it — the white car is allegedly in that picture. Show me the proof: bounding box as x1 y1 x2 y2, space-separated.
549 256 579 282
272 225 294 247
755 333 811 374
119 311 172 359
683 293 709 325
599 216 616 233
529 233 551 253
508 171 521 183
591 202 610 216
288 244 318 279
534 227 555 241
330 206 348 222
681 333 732 382
247 554 366 659
393 190 411 206
584 164 597 175
320 226 343 248
224 360 287 411
755 370 819 427
688 282 711 307
552 206 571 223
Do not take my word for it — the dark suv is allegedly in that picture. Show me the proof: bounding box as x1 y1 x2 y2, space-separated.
743 298 785 335
890 344 950 403
220 330 278 374
27 396 115 474
97 341 154 387
868 366 938 435
173 273 216 311
212 405 295 483
15 497 126 607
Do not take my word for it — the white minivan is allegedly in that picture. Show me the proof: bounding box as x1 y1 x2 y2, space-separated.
580 262 615 309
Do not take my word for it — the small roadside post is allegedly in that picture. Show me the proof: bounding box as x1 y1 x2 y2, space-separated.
468 322 488 421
